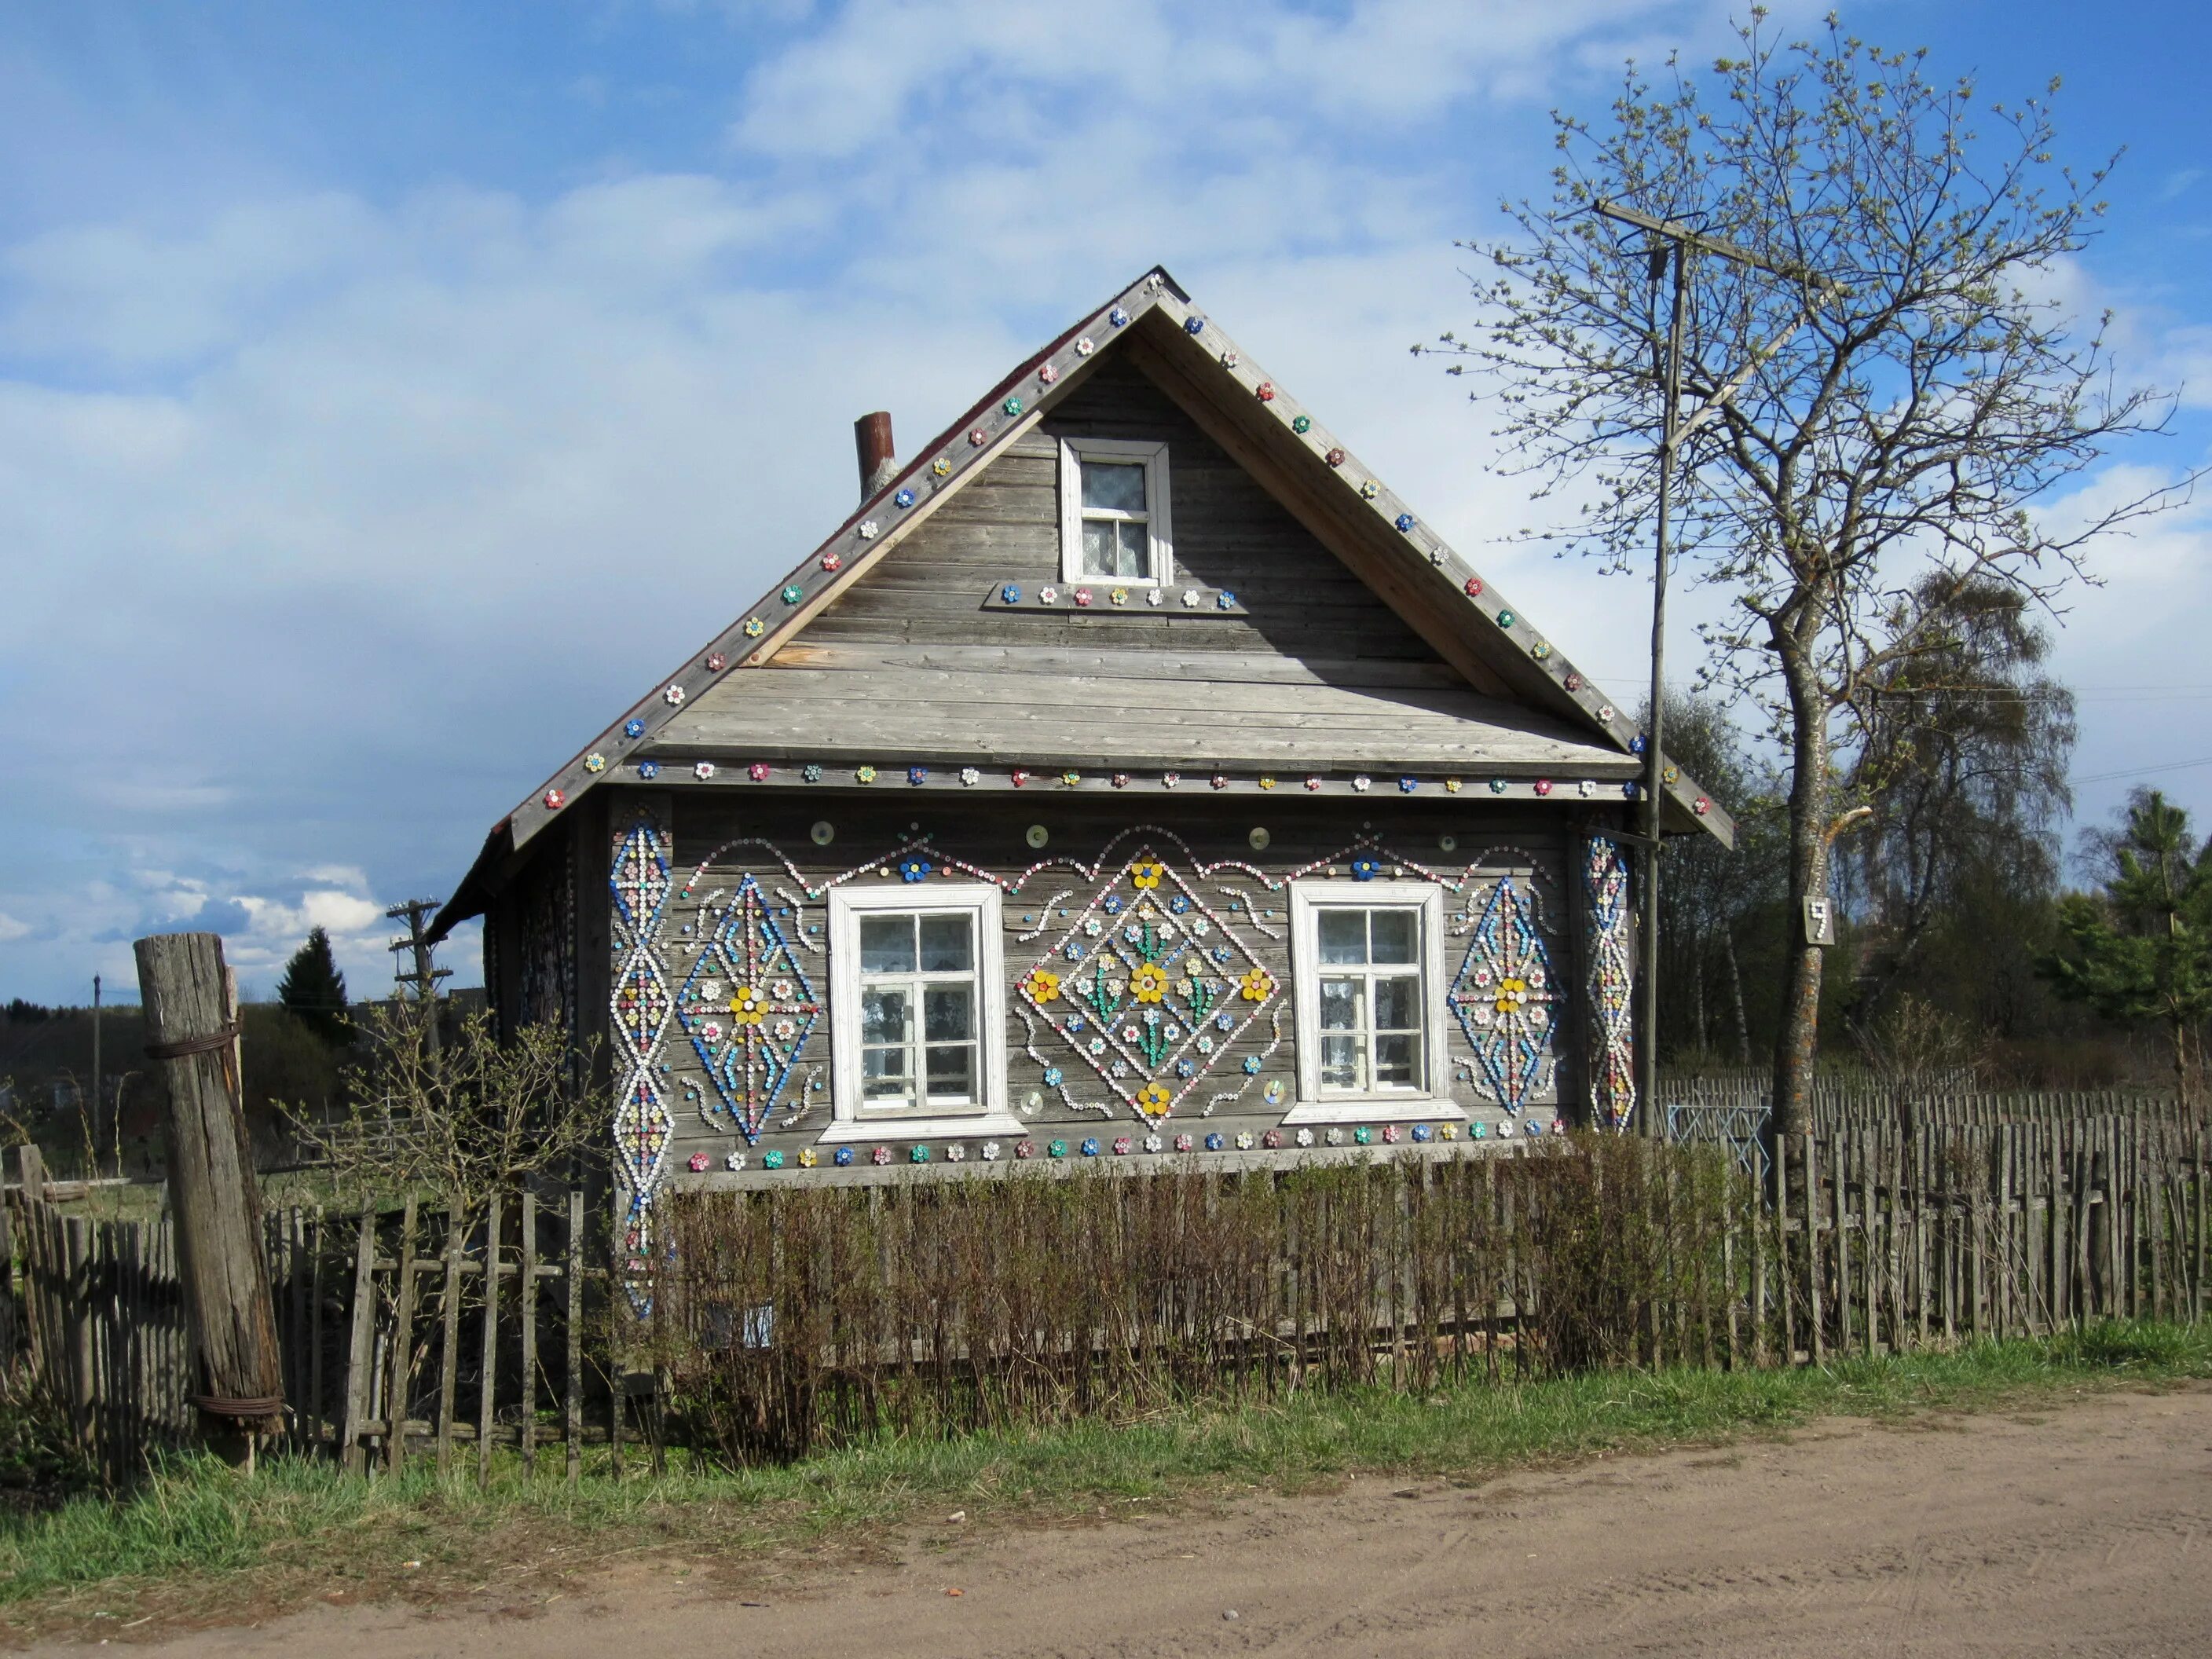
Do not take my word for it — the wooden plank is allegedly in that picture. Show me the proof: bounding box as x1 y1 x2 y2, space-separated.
385 1198 419 1473
307 1207 326 1454
519 1191 537 1480
478 1198 503 1490
340 1207 377 1478
566 1188 584 1487
769 641 1470 690
437 1211 463 1478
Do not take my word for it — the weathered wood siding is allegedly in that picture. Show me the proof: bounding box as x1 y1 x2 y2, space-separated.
798 354 1439 664
620 790 1593 1186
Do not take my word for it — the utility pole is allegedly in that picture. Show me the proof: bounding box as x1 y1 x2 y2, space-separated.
91 972 102 1164
1593 200 1837 1137
386 899 452 1055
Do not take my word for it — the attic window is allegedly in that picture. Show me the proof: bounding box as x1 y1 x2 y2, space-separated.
1058 438 1173 585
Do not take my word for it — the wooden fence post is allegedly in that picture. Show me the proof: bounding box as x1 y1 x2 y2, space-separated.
133 932 284 1458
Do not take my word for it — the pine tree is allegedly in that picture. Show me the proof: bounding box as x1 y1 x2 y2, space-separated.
2042 791 2212 1101
276 926 351 1046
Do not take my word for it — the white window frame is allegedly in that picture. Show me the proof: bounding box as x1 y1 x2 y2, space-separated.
819 882 1021 1143
1283 880 1457 1124
1057 436 1174 587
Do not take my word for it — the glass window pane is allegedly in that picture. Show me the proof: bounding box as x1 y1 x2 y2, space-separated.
1320 1034 1359 1090
1318 977 1360 1031
1317 910 1368 965
922 983 972 1042
862 1046 912 1104
859 914 914 975
918 914 972 973
1372 974 1421 1031
1116 519 1151 579
1081 519 1114 577
1081 459 1146 513
1374 1034 1419 1089
925 1043 974 1099
1369 909 1419 965
860 986 910 1046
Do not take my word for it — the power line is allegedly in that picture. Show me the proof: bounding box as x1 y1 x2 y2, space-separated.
2071 754 2212 786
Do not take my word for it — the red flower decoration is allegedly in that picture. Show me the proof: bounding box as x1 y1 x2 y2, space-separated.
1534 778 1552 797
705 653 727 672
1694 797 1711 815
1074 588 1093 607
1254 381 1276 401
1325 447 1346 466
687 1152 710 1173
749 762 771 782
969 428 988 446
1565 672 1584 691
1011 768 1031 787
543 788 565 809
821 552 841 572
1464 577 1484 597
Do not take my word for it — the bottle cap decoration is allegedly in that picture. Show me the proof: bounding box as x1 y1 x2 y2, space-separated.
908 765 928 785
1325 447 1345 466
694 762 715 780
749 762 770 782
742 617 764 638
1002 397 1023 416
1359 480 1379 499
1496 610 1514 628
781 584 804 605
1464 577 1483 597
894 488 915 508
544 788 565 809
821 551 841 571
625 717 646 738
1291 414 1311 434
637 761 659 779
1025 824 1049 848
1075 336 1095 355
1038 363 1058 385
584 753 606 774
664 683 685 705
855 764 877 783
1255 382 1276 401
1395 513 1415 533
969 428 987 446
1221 350 1240 368
705 654 726 672
1184 316 1205 335
810 821 834 845
933 456 952 476
1108 307 1129 327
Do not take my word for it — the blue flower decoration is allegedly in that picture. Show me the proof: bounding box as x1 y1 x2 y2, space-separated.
1394 513 1415 533
1412 1123 1433 1143
910 1144 930 1163
1204 1133 1225 1152
624 719 646 738
1217 591 1236 610
1185 316 1206 335
1064 942 1086 961
1080 1137 1100 1157
895 488 916 508
1350 856 1381 881
1623 781 1640 799
1002 583 1022 604
1043 1066 1063 1086
1629 733 1648 755
1398 775 1418 793
637 761 660 780
1102 895 1123 914
802 764 822 783
1489 778 1509 795
899 856 932 882
1109 306 1130 327
907 765 928 786
1216 1012 1234 1031
1065 1015 1085 1033
1169 894 1189 914
1213 947 1235 965
833 1145 855 1166
1176 1060 1196 1079
1241 1056 1261 1075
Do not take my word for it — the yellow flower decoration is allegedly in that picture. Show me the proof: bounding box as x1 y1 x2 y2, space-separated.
1136 1081 1174 1116
729 987 767 1025
797 1148 819 1168
1493 976 1529 1016
1024 968 1061 1004
1240 967 1275 1002
1130 860 1165 889
1130 962 1169 1003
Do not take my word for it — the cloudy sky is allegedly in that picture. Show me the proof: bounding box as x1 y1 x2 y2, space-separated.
2 0 2207 1006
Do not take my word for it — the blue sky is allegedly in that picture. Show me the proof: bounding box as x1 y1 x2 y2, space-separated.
2 0 2208 1006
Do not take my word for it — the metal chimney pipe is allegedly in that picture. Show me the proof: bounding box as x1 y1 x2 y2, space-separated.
854 412 896 500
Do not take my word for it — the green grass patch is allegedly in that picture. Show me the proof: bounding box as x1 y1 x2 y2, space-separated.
3 1320 2207 1635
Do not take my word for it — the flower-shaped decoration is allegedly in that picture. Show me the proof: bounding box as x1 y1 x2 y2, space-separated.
1079 1137 1099 1157
1470 1122 1489 1140
858 520 880 541
1564 671 1584 691
946 1144 965 1163
1060 769 1082 787
798 1147 819 1167
1496 609 1516 628
803 764 823 783
969 427 988 446
1353 1126 1374 1145
834 1145 855 1166
1240 966 1275 1002
898 855 932 883
872 1146 893 1166
907 765 928 786
960 766 981 786
1012 768 1031 786
1399 775 1419 793
1394 513 1416 533
1130 861 1165 890
1042 1064 1064 1087
1111 1135 1133 1155
1258 776 1276 792
1001 583 1022 604
1209 773 1229 790
743 617 766 639
1162 771 1181 789
1578 779 1596 798
694 762 716 781
1305 775 1324 792
1445 778 1462 794
980 1141 1001 1160
1181 588 1202 608
584 753 606 774
1220 350 1239 368
1352 775 1372 793
1075 335 1096 355
626 717 648 738
1326 1127 1345 1146
1170 1132 1192 1152
1360 480 1379 500
1533 778 1553 797
638 762 661 780
895 488 916 508
1531 640 1551 660
1695 797 1712 815
1129 961 1169 1003
1200 1132 1221 1152
1464 577 1485 599
743 762 767 782
1038 585 1058 604
1263 1128 1284 1149
1489 778 1509 795
686 1151 710 1173
1661 764 1680 784
1350 856 1382 881
1111 772 1131 789
1255 381 1276 402
1438 1122 1456 1141
1025 968 1061 1004
821 553 843 575
1074 588 1093 607
1108 306 1130 328
1623 781 1639 798
728 986 770 1026
1217 591 1237 610
1003 396 1024 416
910 1144 930 1163
1144 1133 1163 1153
1110 587 1129 606
1014 1139 1035 1159
1326 447 1346 466
1038 362 1059 386
855 764 877 784
1185 316 1206 335
1236 1130 1256 1150
762 1148 786 1169
1382 1124 1402 1144
782 584 805 605
934 456 954 476
1049 1138 1068 1159
665 683 687 706
1292 414 1312 434
1629 734 1648 755
1295 1126 1313 1147
705 654 727 673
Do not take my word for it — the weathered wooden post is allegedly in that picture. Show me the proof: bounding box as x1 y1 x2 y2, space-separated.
134 932 284 1461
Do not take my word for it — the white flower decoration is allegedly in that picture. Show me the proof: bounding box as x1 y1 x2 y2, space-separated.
1235 1131 1255 1150
700 1021 723 1042
946 1143 966 1163
1144 1133 1163 1153
960 767 981 786
701 980 723 1000
857 520 879 540
725 1150 748 1171
1075 336 1095 356
1325 1126 1346 1145
1578 779 1596 798
1146 589 1165 607
694 761 716 780
1181 588 1203 608
981 1141 1002 1160
664 683 686 706
1295 1127 1314 1147
1352 775 1371 792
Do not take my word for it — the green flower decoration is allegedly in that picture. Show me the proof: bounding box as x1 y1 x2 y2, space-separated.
1496 610 1515 628
1048 1138 1068 1159
1353 1126 1374 1145
1004 396 1024 416
781 584 804 606
1291 414 1312 434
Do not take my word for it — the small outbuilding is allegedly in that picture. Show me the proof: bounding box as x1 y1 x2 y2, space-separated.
430 267 1730 1258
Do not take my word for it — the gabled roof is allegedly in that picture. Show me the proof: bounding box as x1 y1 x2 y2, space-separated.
432 267 1730 941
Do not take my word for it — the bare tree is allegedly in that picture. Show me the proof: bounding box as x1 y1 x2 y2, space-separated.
1422 11 2188 1131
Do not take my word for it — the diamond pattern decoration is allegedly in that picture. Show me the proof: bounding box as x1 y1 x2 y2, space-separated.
1448 876 1557 1114
1584 835 1636 1131
677 874 820 1143
1019 849 1277 1122
608 815 674 1281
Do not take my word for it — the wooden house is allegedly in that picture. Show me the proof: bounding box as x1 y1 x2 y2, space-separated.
429 267 1730 1259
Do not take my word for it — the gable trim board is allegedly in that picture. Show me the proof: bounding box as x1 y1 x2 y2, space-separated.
431 267 1730 943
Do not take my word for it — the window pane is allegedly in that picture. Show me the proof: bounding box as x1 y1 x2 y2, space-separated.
1318 977 1360 1031
1320 1034 1360 1090
1317 910 1368 965
1081 519 1115 577
925 1043 974 1100
1372 974 1421 1032
862 1046 912 1104
860 986 910 1046
1374 1034 1419 1090
1116 519 1151 579
859 914 914 974
1369 909 1419 965
922 983 972 1042
1081 459 1146 513
918 914 973 973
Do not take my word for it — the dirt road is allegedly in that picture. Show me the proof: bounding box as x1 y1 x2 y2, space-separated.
71 1387 2212 1657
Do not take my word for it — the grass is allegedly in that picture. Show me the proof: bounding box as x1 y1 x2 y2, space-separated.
2 1320 2207 1639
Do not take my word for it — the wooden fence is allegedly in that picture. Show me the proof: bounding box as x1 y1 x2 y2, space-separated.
5 1115 2207 1481
1661 1076 2197 1130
